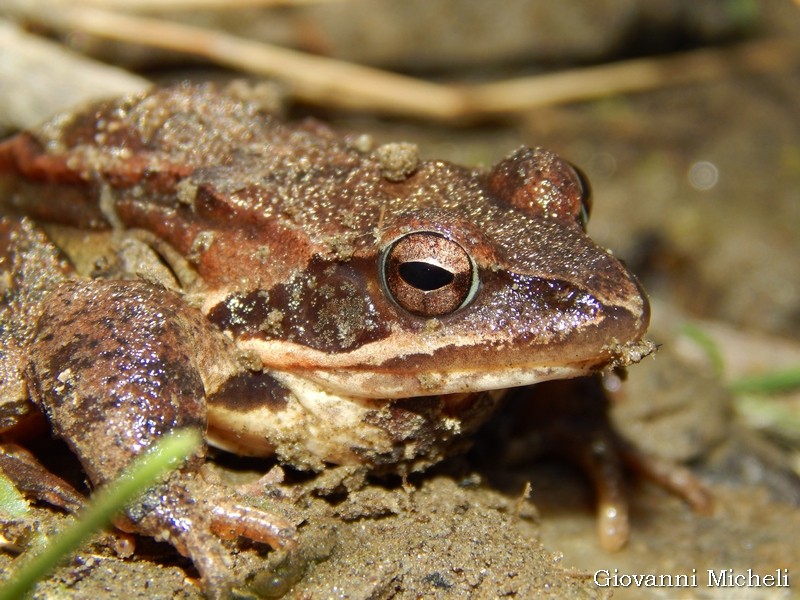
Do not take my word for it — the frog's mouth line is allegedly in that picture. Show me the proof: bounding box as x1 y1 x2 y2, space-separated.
235 301 649 387
259 337 655 400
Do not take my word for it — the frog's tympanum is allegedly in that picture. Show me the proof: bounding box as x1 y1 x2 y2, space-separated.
0 83 701 596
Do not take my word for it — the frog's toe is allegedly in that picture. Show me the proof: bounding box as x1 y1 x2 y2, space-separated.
118 470 297 598
0 442 85 513
209 501 298 551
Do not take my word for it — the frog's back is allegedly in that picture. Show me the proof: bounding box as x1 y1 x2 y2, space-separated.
0 83 487 290
0 84 371 284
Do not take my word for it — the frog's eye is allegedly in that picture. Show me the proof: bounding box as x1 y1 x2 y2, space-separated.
568 162 592 230
381 232 478 317
487 147 593 230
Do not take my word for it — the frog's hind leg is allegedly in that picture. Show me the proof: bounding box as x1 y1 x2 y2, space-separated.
25 278 296 597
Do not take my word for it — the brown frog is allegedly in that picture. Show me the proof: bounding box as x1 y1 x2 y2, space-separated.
0 82 704 597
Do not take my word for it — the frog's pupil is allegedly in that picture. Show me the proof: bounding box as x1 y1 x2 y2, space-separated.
399 262 454 291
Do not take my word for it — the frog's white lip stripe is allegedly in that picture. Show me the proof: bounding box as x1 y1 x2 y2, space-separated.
280 363 593 399
235 338 596 399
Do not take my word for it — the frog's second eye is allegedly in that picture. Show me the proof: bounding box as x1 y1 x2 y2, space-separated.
568 162 593 229
381 232 477 317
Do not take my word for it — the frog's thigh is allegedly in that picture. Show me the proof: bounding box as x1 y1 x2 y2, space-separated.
25 278 210 484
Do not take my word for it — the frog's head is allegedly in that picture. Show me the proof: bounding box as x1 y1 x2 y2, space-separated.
207 146 651 399
370 146 652 391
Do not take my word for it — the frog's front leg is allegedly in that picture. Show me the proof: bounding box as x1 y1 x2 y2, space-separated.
493 377 711 551
25 278 296 597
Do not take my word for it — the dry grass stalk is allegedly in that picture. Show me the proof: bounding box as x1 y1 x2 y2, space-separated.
5 2 799 121
71 0 345 11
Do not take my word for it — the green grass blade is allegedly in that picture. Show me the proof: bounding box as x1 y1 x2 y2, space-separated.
729 367 800 395
679 322 725 376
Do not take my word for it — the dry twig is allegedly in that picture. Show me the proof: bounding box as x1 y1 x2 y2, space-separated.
4 2 799 122
72 0 344 11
